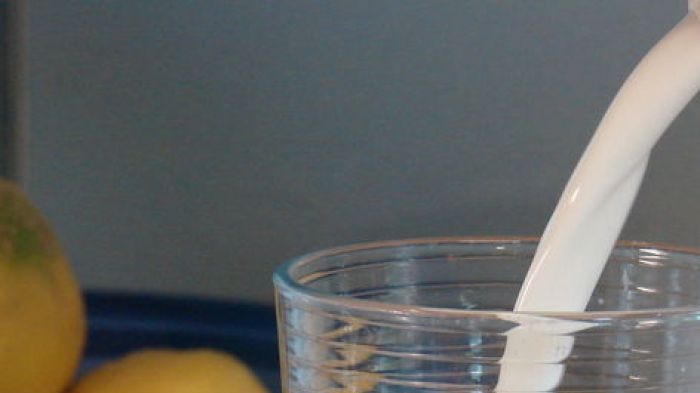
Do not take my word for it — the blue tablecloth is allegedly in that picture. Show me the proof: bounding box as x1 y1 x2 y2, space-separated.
83 291 280 392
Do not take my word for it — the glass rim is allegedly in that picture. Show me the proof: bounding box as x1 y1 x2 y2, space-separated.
273 236 700 320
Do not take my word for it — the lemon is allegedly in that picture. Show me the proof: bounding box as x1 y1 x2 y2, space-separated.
70 348 269 393
0 179 85 393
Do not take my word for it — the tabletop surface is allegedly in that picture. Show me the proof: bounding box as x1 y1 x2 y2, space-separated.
83 291 280 392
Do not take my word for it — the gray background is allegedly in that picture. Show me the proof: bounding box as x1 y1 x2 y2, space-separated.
20 1 700 303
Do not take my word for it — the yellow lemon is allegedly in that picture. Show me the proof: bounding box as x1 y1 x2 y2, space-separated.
0 179 85 393
70 348 269 393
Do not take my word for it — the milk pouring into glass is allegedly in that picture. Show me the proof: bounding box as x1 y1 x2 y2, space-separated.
497 2 700 391
274 3 700 392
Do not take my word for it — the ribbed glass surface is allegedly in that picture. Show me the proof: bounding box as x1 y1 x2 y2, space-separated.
274 238 700 392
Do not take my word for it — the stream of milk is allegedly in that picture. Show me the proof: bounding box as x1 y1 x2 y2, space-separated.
496 3 700 391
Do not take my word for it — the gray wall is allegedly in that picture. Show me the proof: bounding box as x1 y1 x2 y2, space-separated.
22 1 699 303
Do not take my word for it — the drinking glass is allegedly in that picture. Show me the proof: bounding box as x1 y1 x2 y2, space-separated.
273 237 700 392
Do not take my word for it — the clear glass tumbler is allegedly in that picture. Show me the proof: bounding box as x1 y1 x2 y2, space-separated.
273 237 700 392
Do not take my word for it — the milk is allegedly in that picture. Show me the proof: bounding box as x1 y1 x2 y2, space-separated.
497 3 700 391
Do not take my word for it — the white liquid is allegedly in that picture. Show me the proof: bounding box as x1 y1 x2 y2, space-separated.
497 4 700 392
